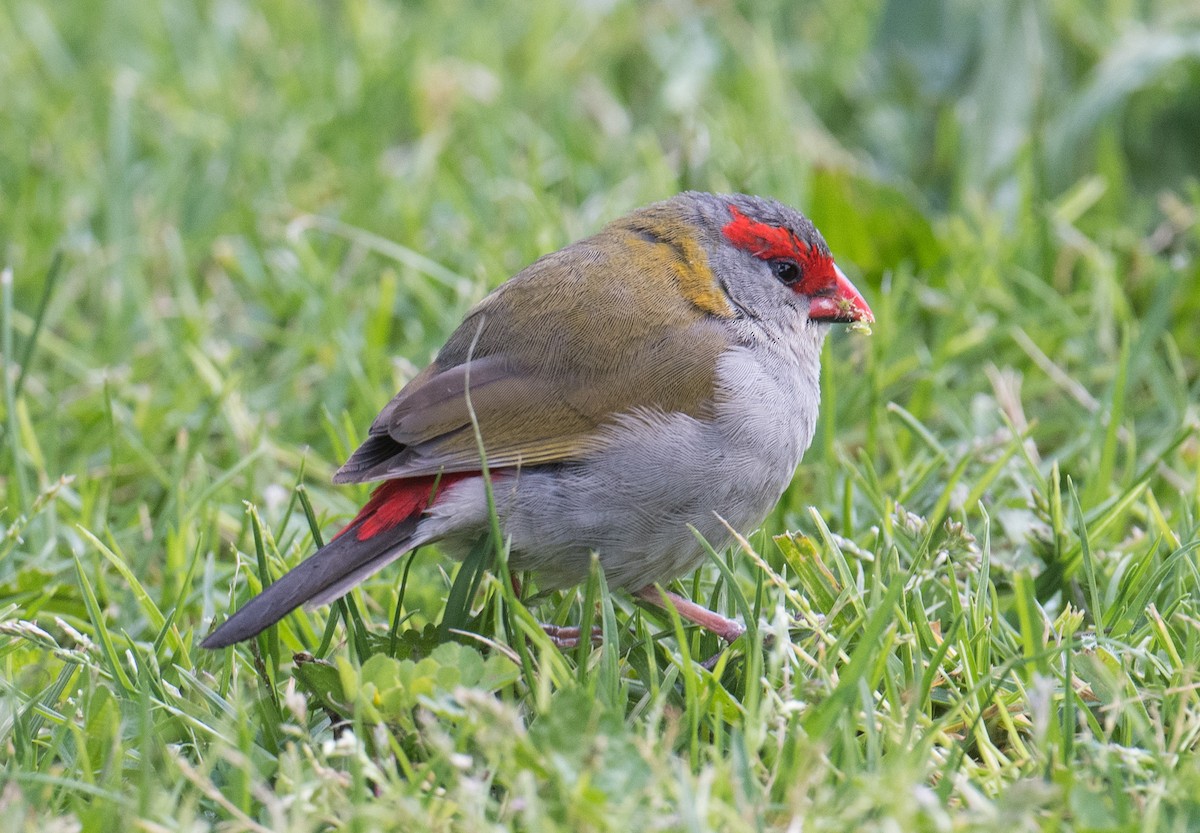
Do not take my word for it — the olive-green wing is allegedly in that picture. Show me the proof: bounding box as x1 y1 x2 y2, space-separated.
334 233 731 484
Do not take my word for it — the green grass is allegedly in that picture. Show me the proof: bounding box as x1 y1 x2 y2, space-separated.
3 0 1200 830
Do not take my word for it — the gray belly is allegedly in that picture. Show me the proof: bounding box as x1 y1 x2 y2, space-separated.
498 344 820 590
427 340 824 591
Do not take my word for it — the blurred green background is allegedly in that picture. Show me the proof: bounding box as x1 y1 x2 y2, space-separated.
4 0 1196 538
2 0 1200 829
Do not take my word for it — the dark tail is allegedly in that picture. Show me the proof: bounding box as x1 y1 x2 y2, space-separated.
200 519 417 648
201 475 464 649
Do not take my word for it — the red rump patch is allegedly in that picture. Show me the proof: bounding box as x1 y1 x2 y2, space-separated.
333 473 470 542
721 205 837 295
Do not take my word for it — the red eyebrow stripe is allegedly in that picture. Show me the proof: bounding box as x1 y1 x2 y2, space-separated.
721 205 809 261
721 204 840 296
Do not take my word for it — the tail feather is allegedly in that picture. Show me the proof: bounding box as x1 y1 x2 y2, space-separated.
201 474 467 649
200 519 418 648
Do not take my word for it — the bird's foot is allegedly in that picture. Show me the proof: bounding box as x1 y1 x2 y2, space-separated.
634 586 748 670
540 623 604 649
633 586 746 643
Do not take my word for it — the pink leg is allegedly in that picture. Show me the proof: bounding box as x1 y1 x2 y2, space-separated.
634 586 746 643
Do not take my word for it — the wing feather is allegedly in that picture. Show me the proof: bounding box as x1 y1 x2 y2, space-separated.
335 227 730 484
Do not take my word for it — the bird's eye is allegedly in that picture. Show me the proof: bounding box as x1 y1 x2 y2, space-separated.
771 259 801 286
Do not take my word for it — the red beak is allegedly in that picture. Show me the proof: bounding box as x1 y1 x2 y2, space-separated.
807 265 874 324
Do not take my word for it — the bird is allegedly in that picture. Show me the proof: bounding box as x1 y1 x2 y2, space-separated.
201 191 873 650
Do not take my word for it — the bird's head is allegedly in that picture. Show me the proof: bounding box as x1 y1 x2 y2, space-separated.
632 192 874 329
